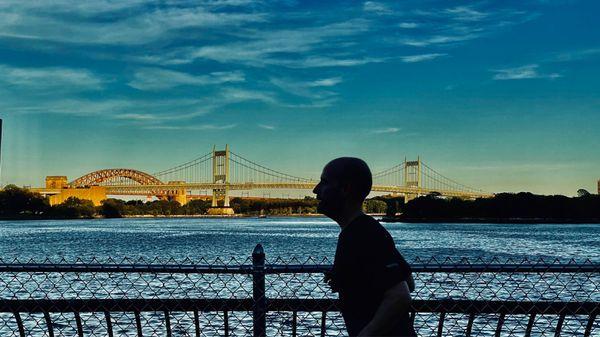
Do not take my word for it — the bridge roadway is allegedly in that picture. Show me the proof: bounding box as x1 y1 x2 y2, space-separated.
97 182 492 199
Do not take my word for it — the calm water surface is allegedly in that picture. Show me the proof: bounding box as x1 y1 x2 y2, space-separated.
0 217 597 262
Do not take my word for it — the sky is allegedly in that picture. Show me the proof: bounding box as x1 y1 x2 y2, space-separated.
0 0 598 195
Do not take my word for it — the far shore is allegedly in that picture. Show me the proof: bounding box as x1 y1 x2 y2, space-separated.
4 214 600 223
121 213 328 219
382 217 600 224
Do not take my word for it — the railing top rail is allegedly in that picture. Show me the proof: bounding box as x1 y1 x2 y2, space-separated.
0 298 597 315
0 263 598 274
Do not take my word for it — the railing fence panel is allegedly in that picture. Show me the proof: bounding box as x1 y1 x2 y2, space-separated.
0 246 597 336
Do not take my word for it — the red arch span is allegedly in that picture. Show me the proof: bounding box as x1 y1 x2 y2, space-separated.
70 169 163 187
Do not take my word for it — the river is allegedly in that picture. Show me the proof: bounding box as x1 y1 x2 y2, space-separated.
0 217 598 262
0 217 598 336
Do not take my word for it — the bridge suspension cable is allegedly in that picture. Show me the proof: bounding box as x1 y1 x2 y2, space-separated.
420 162 483 194
372 164 405 187
152 152 213 183
228 151 315 184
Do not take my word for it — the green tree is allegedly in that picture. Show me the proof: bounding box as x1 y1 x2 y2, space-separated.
181 199 211 215
0 185 49 218
51 197 96 218
363 199 387 213
577 189 591 197
99 198 125 218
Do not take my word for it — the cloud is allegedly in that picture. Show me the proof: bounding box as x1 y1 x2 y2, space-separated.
402 33 481 47
270 77 341 100
258 124 275 130
0 64 103 90
550 48 600 62
143 18 371 67
398 22 419 29
492 64 561 80
371 127 400 134
0 1 542 129
400 5 535 47
143 124 237 130
363 1 392 15
128 68 244 90
274 56 387 68
0 2 266 45
401 53 446 63
220 88 276 104
444 6 488 22
308 77 343 87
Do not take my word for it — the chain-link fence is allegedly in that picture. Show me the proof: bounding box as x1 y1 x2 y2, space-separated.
0 245 598 336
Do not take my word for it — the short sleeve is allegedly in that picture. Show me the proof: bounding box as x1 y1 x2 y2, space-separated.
363 231 412 293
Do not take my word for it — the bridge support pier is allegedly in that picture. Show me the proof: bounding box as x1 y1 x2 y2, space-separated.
209 145 234 215
172 189 188 205
211 188 230 207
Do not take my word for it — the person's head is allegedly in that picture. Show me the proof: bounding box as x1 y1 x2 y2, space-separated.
312 157 372 219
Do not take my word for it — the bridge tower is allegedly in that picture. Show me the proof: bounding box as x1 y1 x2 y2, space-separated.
209 145 234 215
403 157 421 202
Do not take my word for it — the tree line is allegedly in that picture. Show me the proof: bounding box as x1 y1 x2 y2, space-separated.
4 184 597 220
0 185 390 219
398 192 600 221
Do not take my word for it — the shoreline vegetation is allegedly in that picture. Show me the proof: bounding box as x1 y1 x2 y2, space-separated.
1 185 599 223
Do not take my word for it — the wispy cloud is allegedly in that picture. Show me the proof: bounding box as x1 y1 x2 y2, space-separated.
401 53 447 63
401 31 483 47
401 5 535 47
128 68 244 90
0 2 266 45
363 1 392 15
371 127 400 134
398 22 419 29
221 88 277 104
308 77 343 87
270 77 341 101
143 124 237 131
0 1 543 130
272 56 387 69
444 6 488 22
151 18 371 67
492 64 561 80
258 124 275 130
549 48 600 62
0 64 104 90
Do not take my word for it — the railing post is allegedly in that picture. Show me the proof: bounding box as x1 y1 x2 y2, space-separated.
252 244 266 337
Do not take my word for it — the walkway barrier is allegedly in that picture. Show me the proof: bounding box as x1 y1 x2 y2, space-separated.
0 245 598 336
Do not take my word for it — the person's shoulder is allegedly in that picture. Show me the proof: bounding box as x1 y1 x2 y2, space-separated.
347 215 390 241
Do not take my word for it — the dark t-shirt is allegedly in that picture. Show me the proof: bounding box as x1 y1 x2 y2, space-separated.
332 214 416 337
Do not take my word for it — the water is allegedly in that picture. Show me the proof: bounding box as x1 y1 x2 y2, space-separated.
0 218 598 336
0 217 598 262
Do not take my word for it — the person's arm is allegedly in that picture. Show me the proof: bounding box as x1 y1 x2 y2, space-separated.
357 280 412 337
407 274 415 292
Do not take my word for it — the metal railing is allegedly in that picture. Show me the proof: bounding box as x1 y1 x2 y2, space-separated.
0 245 598 336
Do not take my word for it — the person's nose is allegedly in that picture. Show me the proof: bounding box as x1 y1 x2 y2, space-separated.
312 182 320 195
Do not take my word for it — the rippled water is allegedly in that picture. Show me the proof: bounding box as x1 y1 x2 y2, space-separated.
0 218 598 336
0 217 598 262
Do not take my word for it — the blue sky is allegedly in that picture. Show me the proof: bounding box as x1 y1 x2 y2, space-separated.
0 0 598 195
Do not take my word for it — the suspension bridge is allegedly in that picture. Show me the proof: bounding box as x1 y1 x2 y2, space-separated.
31 146 492 211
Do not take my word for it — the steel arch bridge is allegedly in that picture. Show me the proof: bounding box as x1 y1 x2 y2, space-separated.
70 169 164 187
42 145 491 206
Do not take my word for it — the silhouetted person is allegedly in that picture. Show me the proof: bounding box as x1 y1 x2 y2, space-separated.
313 158 416 337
